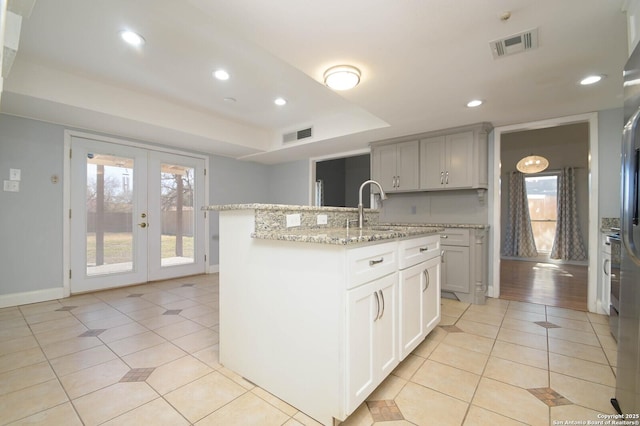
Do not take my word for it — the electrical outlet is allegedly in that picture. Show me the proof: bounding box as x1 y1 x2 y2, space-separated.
3 180 19 192
286 213 301 227
317 214 328 225
9 168 21 181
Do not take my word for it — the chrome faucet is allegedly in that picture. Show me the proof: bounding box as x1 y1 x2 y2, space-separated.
358 180 388 229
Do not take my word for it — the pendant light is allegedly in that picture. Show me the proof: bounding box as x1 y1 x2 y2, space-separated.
516 154 549 174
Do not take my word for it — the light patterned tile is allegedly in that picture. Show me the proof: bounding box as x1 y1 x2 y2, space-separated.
121 341 187 369
549 353 616 386
411 359 480 402
546 315 594 332
547 327 600 347
72 382 159 425
550 372 618 414
460 310 505 327
164 372 246 423
546 307 589 321
442 331 495 354
391 353 425 380
429 343 489 375
196 391 290 426
464 405 527 425
0 379 69 424
548 337 609 364
455 319 500 339
504 309 546 323
252 387 298 416
7 401 83 425
506 301 546 315
484 356 549 389
491 340 549 370
501 317 548 336
146 355 213 395
395 381 468 425
59 358 131 399
41 336 104 359
171 328 219 354
101 397 189 426
0 361 56 396
0 335 39 357
0 347 46 374
97 322 149 343
472 378 549 426
107 331 167 357
49 345 117 377
497 328 548 351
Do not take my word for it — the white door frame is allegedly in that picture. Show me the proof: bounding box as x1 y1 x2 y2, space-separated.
489 112 599 312
63 130 210 297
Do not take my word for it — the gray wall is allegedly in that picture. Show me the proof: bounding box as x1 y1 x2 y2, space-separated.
0 115 65 294
0 113 311 298
598 108 624 218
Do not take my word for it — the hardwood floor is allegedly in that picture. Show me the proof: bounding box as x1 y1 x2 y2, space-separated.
499 259 588 311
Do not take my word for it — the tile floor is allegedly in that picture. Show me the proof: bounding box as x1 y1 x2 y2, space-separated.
0 274 619 425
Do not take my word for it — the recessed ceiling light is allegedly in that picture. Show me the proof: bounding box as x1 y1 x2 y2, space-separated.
119 30 145 46
274 97 287 106
467 99 483 107
214 69 230 81
580 75 604 85
323 65 361 91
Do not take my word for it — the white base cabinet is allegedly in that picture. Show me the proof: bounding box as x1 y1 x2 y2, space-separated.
218 210 440 426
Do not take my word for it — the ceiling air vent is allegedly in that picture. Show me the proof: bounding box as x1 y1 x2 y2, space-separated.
283 127 313 143
490 28 538 59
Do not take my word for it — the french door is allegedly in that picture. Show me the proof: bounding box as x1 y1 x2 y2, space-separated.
70 137 206 293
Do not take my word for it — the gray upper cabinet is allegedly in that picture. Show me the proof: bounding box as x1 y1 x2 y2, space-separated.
371 140 420 192
420 131 475 190
370 123 491 194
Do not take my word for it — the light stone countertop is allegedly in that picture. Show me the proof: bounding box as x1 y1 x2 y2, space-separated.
206 204 485 244
252 225 444 245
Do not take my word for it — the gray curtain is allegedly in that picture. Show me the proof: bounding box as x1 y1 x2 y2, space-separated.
550 167 587 261
503 171 538 257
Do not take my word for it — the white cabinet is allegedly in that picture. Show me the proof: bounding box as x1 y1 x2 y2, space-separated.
398 235 441 359
440 227 487 304
371 140 420 192
347 273 397 413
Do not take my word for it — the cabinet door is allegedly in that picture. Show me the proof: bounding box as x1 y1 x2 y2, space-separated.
396 141 420 191
399 263 425 359
419 136 446 190
346 273 398 414
444 132 474 189
423 256 441 335
441 245 470 293
371 145 398 192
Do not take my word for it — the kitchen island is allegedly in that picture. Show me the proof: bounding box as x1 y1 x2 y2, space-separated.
206 204 443 425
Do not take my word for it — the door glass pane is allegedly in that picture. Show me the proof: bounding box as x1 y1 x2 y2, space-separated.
86 154 134 275
160 164 195 267
525 175 558 253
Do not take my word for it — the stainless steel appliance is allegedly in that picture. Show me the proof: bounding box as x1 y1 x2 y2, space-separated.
608 231 621 341
612 42 640 415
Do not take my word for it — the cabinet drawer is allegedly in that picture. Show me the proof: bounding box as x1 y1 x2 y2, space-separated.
347 241 398 289
398 235 440 270
439 228 470 246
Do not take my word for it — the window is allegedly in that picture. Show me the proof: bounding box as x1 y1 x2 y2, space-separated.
525 174 558 253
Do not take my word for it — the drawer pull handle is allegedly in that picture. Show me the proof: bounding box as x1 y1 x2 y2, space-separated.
369 258 384 266
419 247 429 252
440 235 448 239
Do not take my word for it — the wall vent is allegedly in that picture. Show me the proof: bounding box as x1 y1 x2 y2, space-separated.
490 28 538 59
283 127 313 143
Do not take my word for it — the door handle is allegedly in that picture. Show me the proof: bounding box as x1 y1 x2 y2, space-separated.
374 291 380 321
445 171 449 184
440 171 444 184
138 222 147 228
378 290 385 320
423 269 430 292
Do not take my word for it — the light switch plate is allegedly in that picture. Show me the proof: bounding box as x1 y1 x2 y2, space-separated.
286 213 301 227
317 214 328 225
9 168 21 181
4 180 19 192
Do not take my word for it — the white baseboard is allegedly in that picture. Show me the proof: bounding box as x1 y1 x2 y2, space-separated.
0 287 65 309
208 264 220 274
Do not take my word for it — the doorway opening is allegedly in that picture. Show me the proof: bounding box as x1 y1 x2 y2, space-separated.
493 116 596 312
312 153 370 208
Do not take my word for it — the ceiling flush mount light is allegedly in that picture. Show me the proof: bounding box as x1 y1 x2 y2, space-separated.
323 65 361 91
274 97 287 106
516 154 549 174
467 99 483 108
580 75 604 85
214 69 230 81
119 30 145 46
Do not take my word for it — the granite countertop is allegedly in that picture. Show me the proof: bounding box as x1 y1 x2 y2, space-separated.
252 225 444 245
380 222 490 230
204 203 375 213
